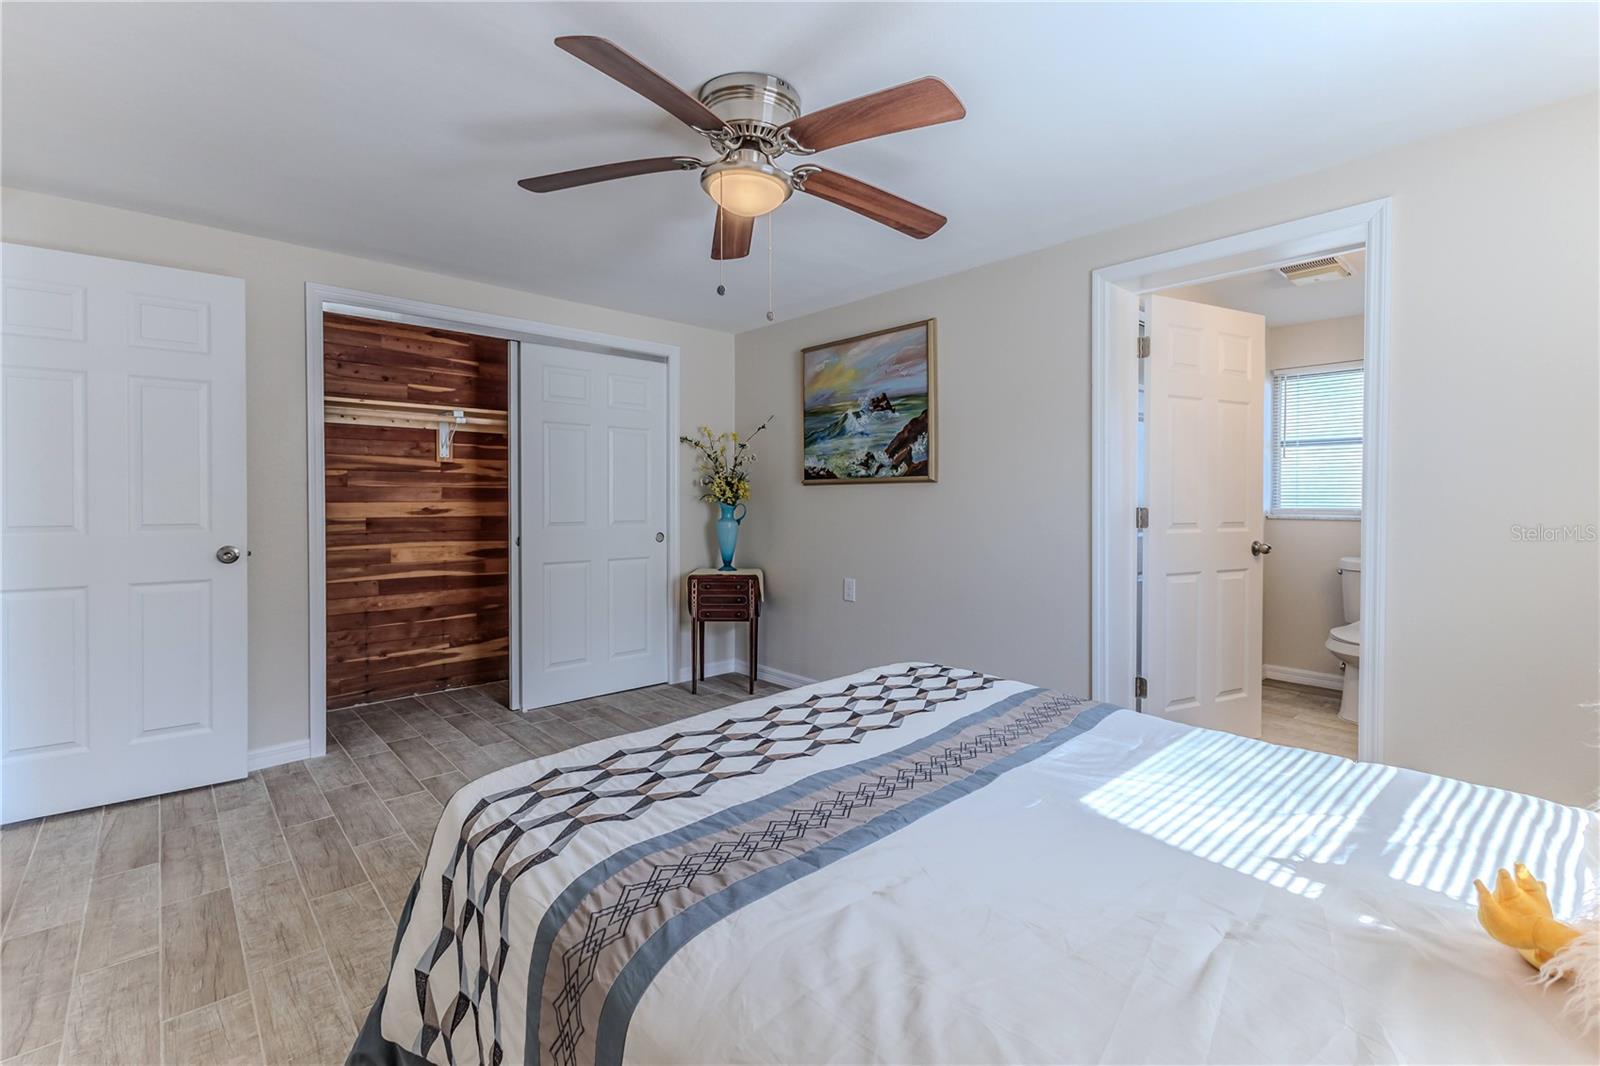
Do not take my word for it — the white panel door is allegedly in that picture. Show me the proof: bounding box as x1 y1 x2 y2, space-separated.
1142 294 1265 736
518 344 668 708
1 243 246 820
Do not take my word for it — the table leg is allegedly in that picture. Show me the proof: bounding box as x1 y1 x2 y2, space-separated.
697 619 706 689
748 615 757 694
690 616 699 695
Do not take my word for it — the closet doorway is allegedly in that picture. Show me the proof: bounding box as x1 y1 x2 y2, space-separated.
305 286 682 756
322 313 512 710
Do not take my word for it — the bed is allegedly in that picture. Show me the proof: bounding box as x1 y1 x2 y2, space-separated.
350 664 1597 1065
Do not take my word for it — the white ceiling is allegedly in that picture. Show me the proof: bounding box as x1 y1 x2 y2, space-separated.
1166 250 1366 326
3 3 1595 332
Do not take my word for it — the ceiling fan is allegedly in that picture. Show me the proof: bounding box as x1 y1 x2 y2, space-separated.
519 37 966 260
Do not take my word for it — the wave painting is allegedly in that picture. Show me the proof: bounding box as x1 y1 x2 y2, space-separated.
802 319 937 483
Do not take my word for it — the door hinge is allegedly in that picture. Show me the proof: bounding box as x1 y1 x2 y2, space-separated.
1133 676 1148 699
1136 336 1150 359
1135 506 1148 530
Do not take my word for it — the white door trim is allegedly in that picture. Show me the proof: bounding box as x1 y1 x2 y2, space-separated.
1090 199 1391 764
304 284 681 753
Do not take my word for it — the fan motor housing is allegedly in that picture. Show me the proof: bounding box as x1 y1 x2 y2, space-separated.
698 72 801 143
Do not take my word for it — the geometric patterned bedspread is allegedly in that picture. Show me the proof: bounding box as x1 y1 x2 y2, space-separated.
371 664 1112 1066
359 662 1600 1066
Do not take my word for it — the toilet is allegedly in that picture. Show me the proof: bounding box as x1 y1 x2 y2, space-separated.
1326 556 1361 723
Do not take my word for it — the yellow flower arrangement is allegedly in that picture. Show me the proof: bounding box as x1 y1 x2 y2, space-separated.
679 417 772 506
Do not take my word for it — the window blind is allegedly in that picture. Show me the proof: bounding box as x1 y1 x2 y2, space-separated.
1270 363 1363 516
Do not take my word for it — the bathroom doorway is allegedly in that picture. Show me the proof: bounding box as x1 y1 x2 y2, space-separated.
1090 201 1390 764
1147 249 1366 758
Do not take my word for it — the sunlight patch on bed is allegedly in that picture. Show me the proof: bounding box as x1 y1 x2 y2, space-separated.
1080 730 1395 899
1383 773 1596 914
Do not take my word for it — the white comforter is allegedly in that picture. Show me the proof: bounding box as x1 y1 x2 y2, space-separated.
379 666 1597 1065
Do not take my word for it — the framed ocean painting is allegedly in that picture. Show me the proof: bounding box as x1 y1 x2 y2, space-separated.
801 319 937 484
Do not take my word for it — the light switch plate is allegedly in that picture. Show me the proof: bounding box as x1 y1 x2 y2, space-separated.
843 577 857 603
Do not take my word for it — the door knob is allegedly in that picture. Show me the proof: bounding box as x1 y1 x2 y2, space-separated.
1251 540 1273 557
215 545 242 564
655 532 665 543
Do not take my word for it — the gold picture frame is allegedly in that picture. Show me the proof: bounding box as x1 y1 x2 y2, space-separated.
800 318 938 485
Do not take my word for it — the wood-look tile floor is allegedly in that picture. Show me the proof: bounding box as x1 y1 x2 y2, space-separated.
0 673 783 1066
1261 678 1358 759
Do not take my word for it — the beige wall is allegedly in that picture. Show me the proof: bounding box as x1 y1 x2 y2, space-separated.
734 94 1600 805
1262 316 1364 679
1 187 738 753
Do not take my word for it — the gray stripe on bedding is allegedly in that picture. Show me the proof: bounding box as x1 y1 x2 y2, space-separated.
592 700 1120 1066
523 685 1047 1061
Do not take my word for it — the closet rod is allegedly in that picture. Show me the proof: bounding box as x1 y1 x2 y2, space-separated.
324 395 507 459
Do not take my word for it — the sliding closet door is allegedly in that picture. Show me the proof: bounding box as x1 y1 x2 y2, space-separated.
519 344 669 708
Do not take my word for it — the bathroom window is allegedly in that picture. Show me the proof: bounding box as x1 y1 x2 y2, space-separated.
1268 362 1363 519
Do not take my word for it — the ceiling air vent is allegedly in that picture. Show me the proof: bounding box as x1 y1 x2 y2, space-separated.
1278 254 1353 286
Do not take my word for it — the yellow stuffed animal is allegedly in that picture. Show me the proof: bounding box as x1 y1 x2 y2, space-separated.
1475 863 1581 968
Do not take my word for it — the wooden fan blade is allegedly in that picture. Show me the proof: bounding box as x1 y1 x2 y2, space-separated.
555 36 727 132
518 156 698 193
781 77 965 152
796 169 946 239
711 208 754 260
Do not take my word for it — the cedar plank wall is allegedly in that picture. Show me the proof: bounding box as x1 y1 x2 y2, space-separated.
324 313 509 708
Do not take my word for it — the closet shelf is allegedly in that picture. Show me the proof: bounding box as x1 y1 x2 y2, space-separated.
324 395 507 459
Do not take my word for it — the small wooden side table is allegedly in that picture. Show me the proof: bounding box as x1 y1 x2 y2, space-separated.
687 572 760 695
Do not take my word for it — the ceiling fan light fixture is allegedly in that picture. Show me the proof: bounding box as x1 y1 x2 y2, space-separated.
522 39 966 260
701 149 791 218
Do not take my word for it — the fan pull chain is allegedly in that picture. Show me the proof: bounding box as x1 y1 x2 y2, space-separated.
766 211 775 322
716 202 726 296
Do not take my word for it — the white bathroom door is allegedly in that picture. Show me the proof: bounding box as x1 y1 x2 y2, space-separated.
1141 294 1266 736
518 344 669 709
1 243 248 821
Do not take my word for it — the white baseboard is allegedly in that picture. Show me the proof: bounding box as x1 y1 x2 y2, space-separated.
754 664 816 689
674 659 744 685
1263 664 1344 691
247 738 313 772
674 660 817 690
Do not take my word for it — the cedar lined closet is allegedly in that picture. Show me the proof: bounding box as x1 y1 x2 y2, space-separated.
323 313 511 708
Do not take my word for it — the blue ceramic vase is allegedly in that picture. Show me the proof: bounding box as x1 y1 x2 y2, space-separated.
716 502 746 571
